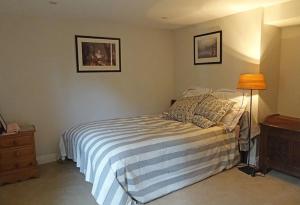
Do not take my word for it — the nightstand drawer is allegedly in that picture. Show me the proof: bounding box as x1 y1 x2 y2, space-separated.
0 135 34 148
0 146 35 160
0 157 36 172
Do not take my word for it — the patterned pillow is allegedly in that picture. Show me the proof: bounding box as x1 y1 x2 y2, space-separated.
192 115 216 128
194 95 235 123
166 95 207 123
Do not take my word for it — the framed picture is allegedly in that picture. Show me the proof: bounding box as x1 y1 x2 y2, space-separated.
194 31 222 65
0 113 7 134
75 35 121 72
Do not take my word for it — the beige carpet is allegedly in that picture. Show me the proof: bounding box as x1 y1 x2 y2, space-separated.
0 161 299 205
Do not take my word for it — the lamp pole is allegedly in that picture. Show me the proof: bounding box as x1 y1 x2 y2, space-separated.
248 89 252 166
239 89 256 176
237 73 266 176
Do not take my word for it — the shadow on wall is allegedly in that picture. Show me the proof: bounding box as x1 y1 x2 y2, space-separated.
179 43 260 94
223 44 260 66
258 25 281 122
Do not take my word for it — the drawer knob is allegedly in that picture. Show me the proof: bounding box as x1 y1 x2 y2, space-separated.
13 140 17 146
15 164 19 169
14 151 21 157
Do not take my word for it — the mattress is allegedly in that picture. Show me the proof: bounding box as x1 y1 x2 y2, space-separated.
60 115 240 205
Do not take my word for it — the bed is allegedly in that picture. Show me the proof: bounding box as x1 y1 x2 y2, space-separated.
59 114 240 205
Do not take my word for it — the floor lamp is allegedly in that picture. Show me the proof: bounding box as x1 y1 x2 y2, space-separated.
237 73 266 176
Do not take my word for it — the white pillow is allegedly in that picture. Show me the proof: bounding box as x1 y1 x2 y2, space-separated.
181 87 212 97
212 89 248 131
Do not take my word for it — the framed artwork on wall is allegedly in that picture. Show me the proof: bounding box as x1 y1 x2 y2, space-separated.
194 31 222 65
75 35 121 72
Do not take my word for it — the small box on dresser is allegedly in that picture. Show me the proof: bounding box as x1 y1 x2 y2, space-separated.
0 125 39 185
259 114 300 178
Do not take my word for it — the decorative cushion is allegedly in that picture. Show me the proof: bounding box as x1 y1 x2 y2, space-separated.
212 89 248 131
166 95 207 123
194 95 235 123
181 87 212 97
192 115 216 128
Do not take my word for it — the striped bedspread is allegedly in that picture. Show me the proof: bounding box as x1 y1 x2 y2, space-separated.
60 115 240 205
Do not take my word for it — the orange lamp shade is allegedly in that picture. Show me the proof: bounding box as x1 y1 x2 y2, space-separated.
237 73 266 90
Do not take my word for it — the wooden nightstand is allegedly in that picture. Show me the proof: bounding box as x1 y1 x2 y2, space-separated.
0 125 39 185
259 114 300 178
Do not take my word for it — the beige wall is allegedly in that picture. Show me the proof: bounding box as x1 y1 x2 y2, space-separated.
0 17 175 162
1 8 299 163
277 26 300 118
174 9 263 122
258 25 281 122
265 0 300 27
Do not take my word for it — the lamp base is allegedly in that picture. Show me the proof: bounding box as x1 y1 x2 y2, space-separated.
239 165 256 177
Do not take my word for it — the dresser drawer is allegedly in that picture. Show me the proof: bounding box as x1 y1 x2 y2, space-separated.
0 166 39 185
0 157 36 172
0 146 35 161
0 135 34 148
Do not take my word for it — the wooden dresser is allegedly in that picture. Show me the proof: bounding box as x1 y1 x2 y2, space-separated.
259 114 300 178
0 125 39 185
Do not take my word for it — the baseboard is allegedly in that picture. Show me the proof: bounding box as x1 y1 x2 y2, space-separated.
37 153 58 165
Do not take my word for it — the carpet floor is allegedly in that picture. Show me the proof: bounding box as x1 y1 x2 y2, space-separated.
0 161 299 205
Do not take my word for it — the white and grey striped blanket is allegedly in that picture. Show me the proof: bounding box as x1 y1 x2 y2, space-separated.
60 115 240 205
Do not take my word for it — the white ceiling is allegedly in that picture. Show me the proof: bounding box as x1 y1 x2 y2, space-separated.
0 0 291 29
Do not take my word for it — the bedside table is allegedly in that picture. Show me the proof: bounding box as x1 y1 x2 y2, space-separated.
259 114 300 178
0 125 39 185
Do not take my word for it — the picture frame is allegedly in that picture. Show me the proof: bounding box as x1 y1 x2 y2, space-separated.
194 31 222 65
0 113 7 134
75 35 121 72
